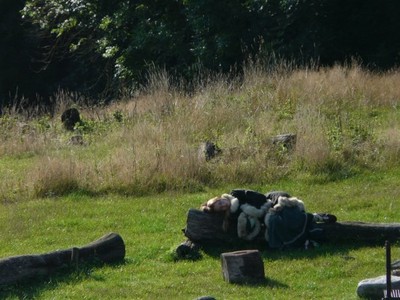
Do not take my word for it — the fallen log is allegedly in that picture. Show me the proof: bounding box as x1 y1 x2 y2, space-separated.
183 208 400 245
0 232 125 286
319 221 400 244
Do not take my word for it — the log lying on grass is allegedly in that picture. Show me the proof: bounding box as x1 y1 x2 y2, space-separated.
320 221 400 244
0 232 125 286
184 208 400 245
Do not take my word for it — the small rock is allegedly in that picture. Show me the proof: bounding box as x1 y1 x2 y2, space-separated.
69 135 85 146
271 133 296 150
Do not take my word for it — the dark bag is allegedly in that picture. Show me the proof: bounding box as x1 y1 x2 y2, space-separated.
230 189 267 208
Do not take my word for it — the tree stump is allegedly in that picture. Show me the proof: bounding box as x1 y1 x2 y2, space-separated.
271 133 297 150
221 250 265 283
61 108 81 131
69 135 85 146
197 141 222 161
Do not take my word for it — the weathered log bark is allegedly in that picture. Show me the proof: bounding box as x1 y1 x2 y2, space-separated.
0 232 125 286
184 208 400 245
221 250 265 283
319 221 400 244
184 209 237 243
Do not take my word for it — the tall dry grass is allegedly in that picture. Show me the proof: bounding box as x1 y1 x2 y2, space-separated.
1 62 400 200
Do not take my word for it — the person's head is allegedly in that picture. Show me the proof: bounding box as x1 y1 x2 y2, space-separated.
200 194 236 232
201 196 231 212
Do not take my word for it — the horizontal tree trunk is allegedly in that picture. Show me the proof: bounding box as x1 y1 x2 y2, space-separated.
184 208 400 245
319 221 400 244
0 232 125 286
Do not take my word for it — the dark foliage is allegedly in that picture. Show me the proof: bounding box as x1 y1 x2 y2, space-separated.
1 0 400 109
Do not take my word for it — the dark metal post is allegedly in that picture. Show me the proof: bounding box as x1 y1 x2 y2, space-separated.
386 240 392 300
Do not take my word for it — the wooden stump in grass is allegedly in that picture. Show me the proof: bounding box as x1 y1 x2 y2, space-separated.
221 250 265 284
271 133 297 150
61 108 81 131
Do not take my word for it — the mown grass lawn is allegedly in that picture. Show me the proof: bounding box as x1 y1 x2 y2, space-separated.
1 169 400 299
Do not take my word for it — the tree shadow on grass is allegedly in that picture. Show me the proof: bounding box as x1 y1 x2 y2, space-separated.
0 259 129 299
227 277 289 289
197 239 385 261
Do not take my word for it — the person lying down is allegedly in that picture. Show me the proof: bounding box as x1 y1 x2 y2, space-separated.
200 189 337 249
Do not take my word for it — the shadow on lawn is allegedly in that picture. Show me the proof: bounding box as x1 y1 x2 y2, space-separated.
218 276 289 289
195 238 386 261
0 259 128 299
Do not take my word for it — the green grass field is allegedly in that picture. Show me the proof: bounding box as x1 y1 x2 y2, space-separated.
1 169 400 299
1 64 400 299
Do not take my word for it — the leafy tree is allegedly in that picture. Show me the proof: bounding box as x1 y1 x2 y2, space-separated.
185 0 259 71
21 0 116 98
7 0 400 108
273 0 400 68
0 0 42 108
21 0 275 87
319 0 400 68
106 1 193 80
21 0 192 84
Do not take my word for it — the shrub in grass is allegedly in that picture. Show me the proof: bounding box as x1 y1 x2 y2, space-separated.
32 158 82 197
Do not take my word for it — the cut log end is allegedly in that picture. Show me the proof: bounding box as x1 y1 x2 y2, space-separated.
221 250 265 284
